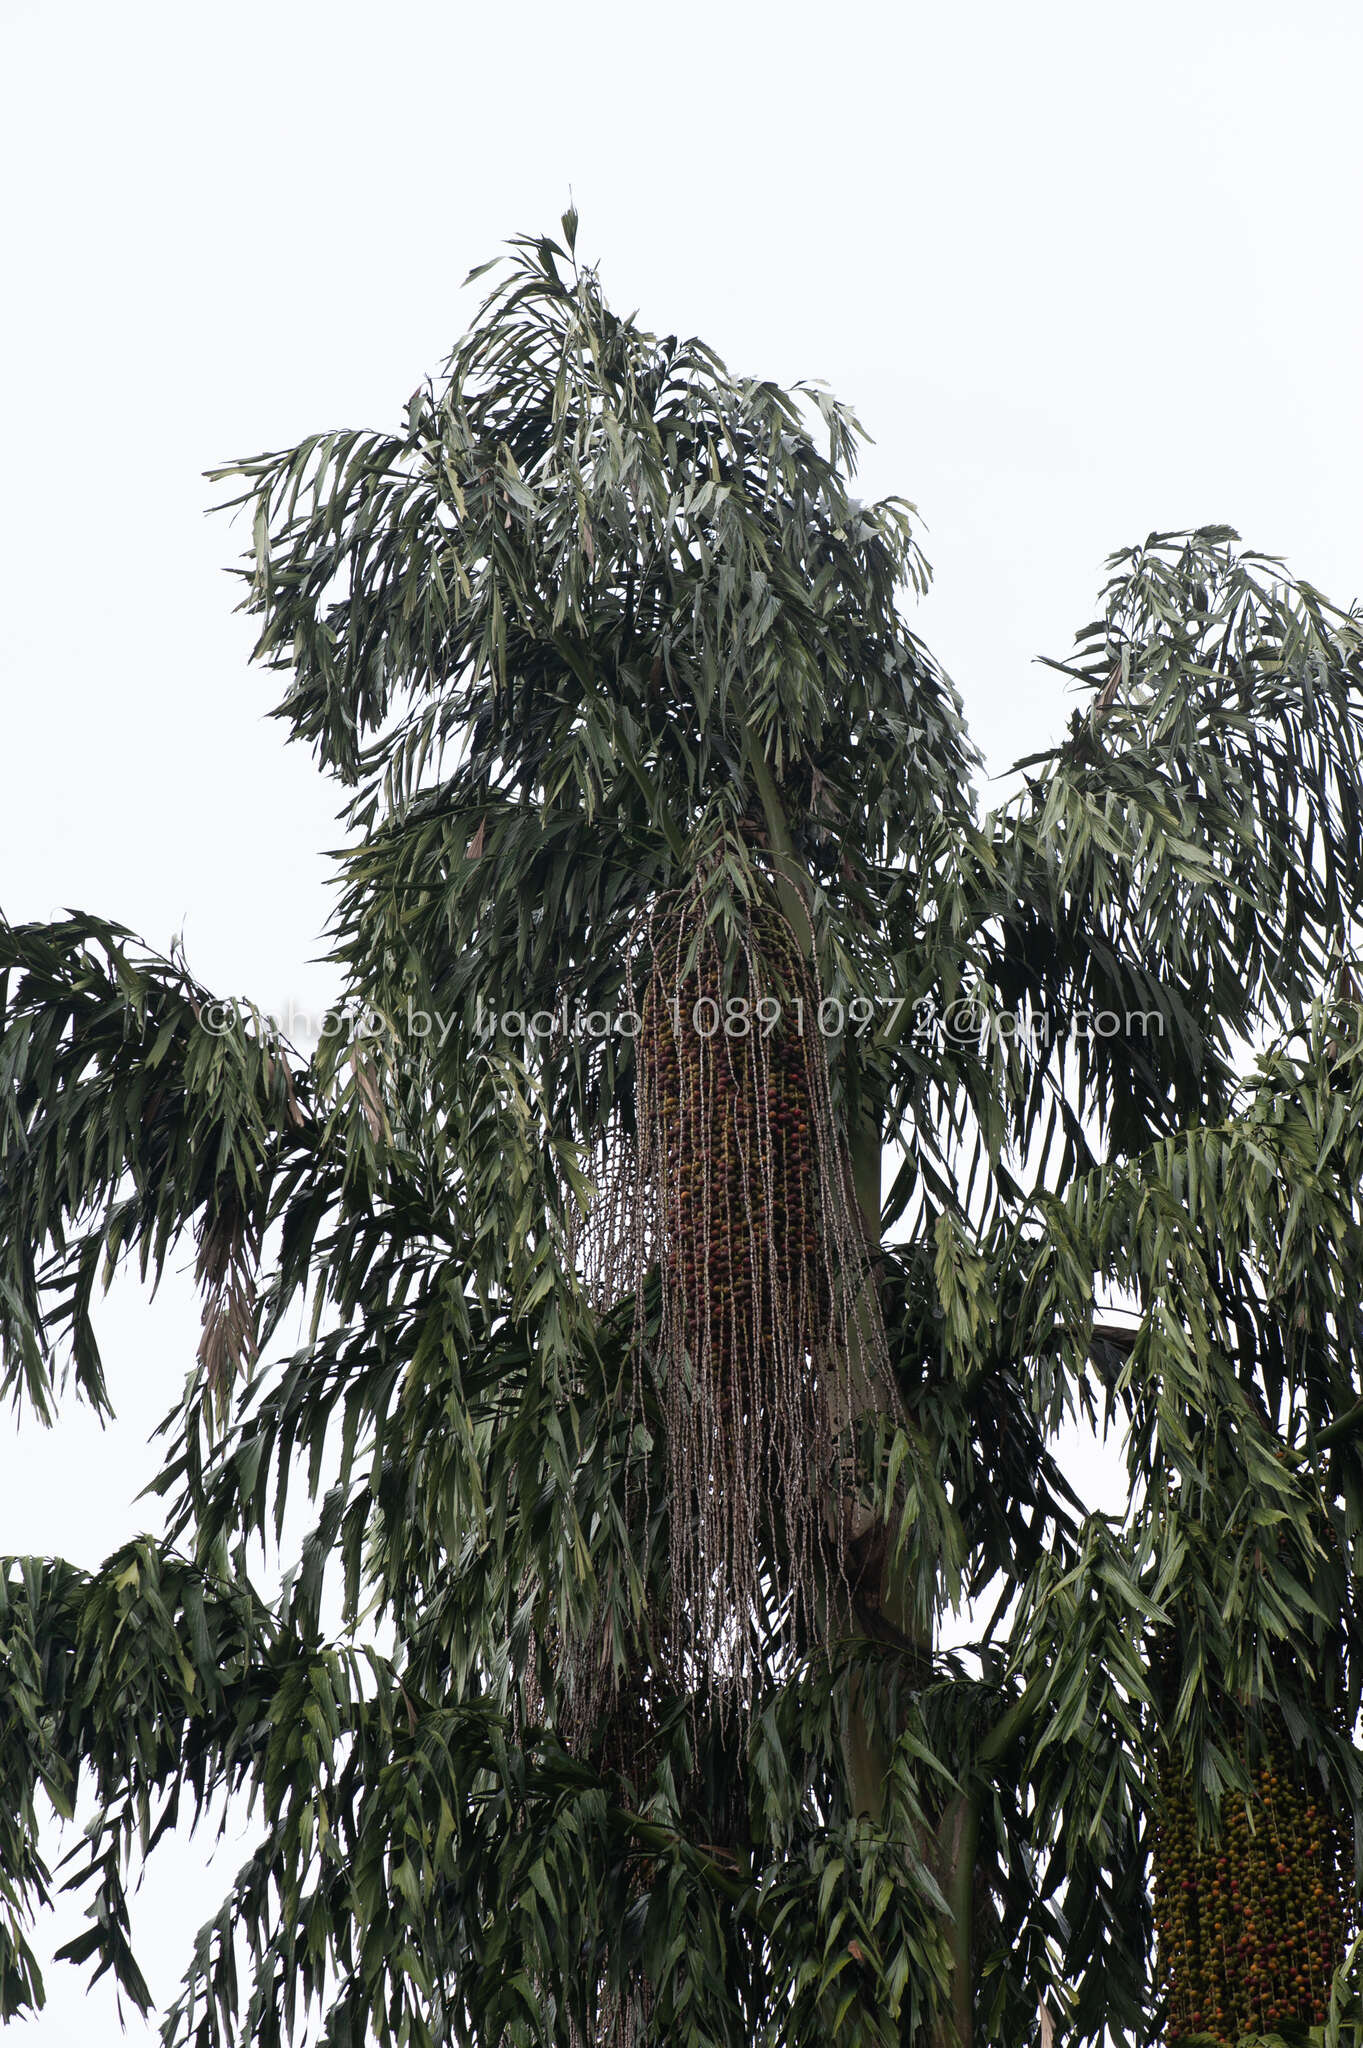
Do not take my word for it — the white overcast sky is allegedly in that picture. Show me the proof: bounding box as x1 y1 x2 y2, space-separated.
2 1 1362 2040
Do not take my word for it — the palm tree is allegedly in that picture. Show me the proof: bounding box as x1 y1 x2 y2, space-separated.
3 215 1363 2048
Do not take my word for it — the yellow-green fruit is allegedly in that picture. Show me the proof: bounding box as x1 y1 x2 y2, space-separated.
1153 1725 1345 2045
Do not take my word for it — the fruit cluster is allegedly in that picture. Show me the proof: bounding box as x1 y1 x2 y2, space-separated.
631 879 882 1700
1153 1720 1346 2042
640 898 823 1388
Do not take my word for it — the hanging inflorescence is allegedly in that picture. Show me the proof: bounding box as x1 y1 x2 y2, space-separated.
1153 1711 1348 2043
622 876 893 1707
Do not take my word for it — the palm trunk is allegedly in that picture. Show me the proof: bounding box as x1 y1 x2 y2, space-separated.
746 737 974 2044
